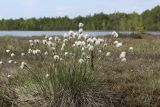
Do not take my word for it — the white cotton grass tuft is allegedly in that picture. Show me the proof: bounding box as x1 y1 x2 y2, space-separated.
29 40 34 46
78 58 84 64
35 49 41 54
112 31 118 38
34 39 40 44
14 61 17 64
113 40 119 44
45 35 49 39
28 49 32 54
7 74 11 78
0 61 3 65
61 47 64 51
72 32 77 38
20 62 27 69
8 60 13 64
63 39 68 43
98 50 102 53
11 53 15 57
61 43 65 51
51 47 56 51
30 42 34 47
42 40 47 44
79 28 83 34
29 40 33 43
72 44 76 47
75 41 85 47
6 49 10 53
87 38 94 44
82 52 86 56
95 40 101 45
21 53 25 56
45 73 49 78
79 22 84 28
58 38 61 43
81 47 85 51
86 56 90 59
116 42 122 48
129 47 134 52
69 31 74 36
103 43 107 47
64 52 69 56
88 45 94 51
54 36 59 42
120 52 126 59
44 51 48 56
92 37 97 43
97 38 104 44
78 34 84 39
121 58 127 62
47 41 55 47
106 52 111 57
32 50 37 55
48 36 53 41
120 52 127 62
53 55 60 61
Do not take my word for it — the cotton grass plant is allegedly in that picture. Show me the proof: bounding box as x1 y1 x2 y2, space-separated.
21 58 104 106
11 23 109 107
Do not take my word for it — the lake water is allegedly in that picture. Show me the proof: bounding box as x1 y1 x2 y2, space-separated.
0 31 159 37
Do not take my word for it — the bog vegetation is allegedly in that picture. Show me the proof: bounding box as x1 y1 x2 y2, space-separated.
0 23 160 107
0 5 160 31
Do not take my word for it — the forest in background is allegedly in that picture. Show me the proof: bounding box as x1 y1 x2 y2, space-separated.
0 5 159 31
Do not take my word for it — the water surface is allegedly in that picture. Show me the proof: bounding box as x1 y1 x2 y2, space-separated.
0 31 159 37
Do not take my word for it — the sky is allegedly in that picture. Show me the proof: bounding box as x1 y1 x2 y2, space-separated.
0 0 159 19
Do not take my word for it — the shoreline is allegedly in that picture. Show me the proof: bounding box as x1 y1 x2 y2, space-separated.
0 31 159 37
0 34 159 40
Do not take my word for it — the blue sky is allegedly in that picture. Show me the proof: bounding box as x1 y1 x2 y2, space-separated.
0 0 159 19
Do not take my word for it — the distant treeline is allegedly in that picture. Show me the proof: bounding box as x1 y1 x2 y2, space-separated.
0 5 160 31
